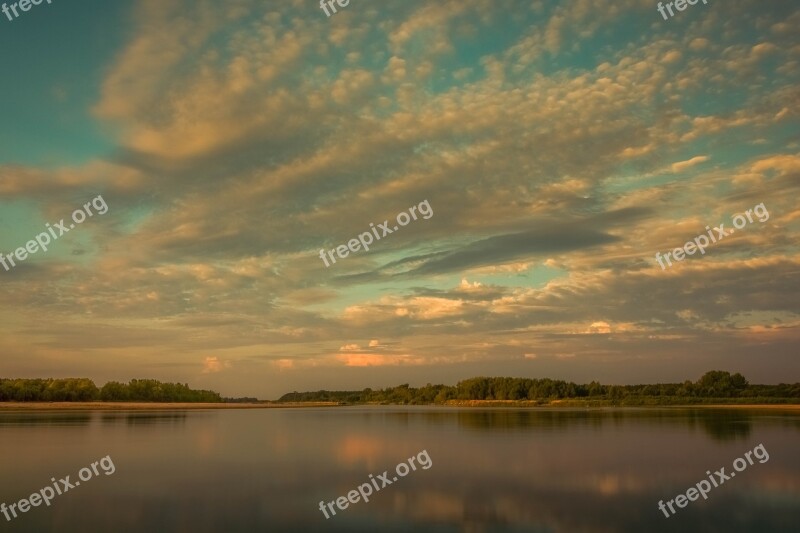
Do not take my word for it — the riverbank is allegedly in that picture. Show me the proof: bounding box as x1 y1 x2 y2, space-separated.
443 399 800 409
2 401 799 410
692 404 800 410
0 401 339 410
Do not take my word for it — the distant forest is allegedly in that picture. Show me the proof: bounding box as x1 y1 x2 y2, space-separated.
277 371 800 405
0 378 222 403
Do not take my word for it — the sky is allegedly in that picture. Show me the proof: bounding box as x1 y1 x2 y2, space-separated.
0 0 798 399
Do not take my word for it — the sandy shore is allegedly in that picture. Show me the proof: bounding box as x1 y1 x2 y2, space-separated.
0 401 339 410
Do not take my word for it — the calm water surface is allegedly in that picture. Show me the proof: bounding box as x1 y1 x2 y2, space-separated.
1 407 799 532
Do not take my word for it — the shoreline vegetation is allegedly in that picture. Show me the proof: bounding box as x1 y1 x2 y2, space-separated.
0 401 337 410
277 371 800 407
0 378 229 403
1 402 799 411
2 371 798 409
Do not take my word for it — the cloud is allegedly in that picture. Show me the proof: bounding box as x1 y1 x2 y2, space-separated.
2 0 798 397
671 156 710 173
202 356 231 373
395 226 622 276
586 322 612 335
335 353 425 367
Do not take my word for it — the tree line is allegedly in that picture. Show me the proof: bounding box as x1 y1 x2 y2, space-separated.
0 378 222 403
277 371 800 405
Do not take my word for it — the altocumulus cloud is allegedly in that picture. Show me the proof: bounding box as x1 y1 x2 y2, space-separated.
0 0 797 397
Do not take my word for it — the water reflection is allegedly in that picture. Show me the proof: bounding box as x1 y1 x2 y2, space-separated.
340 407 795 441
450 408 758 441
0 407 797 533
99 411 189 426
0 412 91 426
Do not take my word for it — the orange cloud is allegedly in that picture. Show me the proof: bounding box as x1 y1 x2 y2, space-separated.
202 356 230 373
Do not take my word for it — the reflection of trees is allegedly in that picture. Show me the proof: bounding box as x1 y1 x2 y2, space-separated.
392 408 768 442
697 411 751 441
0 413 92 426
124 412 188 426
456 410 603 432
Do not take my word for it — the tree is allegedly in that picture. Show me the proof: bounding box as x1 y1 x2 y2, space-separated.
696 371 747 397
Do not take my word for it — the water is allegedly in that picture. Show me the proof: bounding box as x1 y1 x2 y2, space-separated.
0 407 798 532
